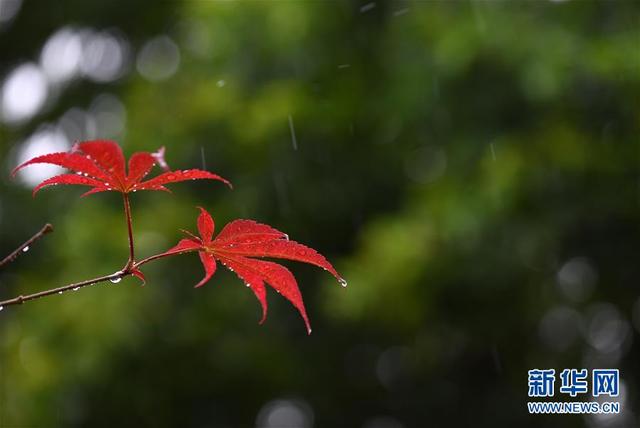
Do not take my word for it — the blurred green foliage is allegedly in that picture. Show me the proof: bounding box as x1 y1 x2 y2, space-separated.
0 1 638 427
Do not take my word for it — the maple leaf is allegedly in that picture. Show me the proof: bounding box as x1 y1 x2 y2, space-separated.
12 140 231 196
160 207 346 334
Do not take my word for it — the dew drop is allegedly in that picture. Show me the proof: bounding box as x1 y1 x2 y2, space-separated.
0 306 4 311
284 234 289 240
110 276 122 284
338 278 348 287
72 287 79 291
22 246 30 253
58 291 63 294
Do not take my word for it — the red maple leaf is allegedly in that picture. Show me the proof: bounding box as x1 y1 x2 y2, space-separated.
160 207 346 334
12 140 230 196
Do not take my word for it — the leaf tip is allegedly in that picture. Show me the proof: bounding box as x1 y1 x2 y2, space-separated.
302 314 312 335
31 187 41 198
152 146 170 171
11 160 29 177
131 268 146 286
193 268 214 289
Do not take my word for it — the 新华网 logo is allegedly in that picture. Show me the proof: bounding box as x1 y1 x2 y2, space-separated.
527 368 620 415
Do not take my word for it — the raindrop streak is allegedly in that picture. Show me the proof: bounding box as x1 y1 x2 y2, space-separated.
200 146 206 170
22 246 29 252
490 143 496 161
339 278 348 288
110 276 122 283
288 114 298 151
360 2 376 13
471 0 486 34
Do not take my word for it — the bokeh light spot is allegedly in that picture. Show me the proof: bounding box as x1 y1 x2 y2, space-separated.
1 63 48 124
136 35 180 82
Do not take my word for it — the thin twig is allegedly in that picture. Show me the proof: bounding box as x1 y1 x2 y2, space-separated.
0 223 53 269
133 248 197 269
0 271 123 309
0 247 200 309
122 194 135 270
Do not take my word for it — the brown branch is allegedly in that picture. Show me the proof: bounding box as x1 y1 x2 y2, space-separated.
0 247 200 310
0 271 124 309
122 193 135 270
0 223 53 269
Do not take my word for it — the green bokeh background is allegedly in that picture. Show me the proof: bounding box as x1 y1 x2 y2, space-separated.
0 1 638 427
